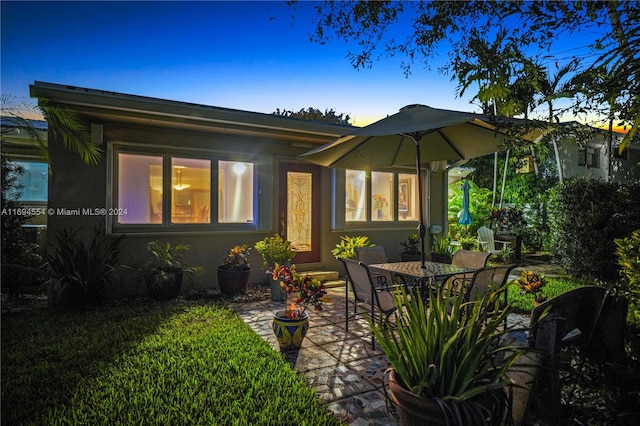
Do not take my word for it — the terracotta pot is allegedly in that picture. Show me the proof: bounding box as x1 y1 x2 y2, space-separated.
388 370 447 426
388 369 504 426
272 310 309 350
217 267 251 295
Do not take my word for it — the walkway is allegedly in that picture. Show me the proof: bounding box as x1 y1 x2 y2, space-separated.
229 258 560 425
231 287 398 425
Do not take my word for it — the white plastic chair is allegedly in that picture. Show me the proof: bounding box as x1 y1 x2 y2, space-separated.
477 226 511 255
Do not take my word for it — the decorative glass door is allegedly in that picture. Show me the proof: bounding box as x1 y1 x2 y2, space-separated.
279 163 320 264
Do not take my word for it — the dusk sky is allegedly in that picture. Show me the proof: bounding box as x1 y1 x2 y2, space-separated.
2 1 598 126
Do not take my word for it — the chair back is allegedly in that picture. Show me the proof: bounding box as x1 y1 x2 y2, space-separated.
465 264 517 302
356 246 392 283
477 226 496 252
451 249 491 269
339 258 396 313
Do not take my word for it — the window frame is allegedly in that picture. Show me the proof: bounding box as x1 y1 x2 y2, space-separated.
578 146 600 168
338 168 420 229
109 145 259 234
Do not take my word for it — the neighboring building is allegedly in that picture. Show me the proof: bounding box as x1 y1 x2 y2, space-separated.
30 81 452 297
555 122 640 182
1 117 48 246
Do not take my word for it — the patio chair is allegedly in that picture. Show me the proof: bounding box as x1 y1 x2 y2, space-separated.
477 225 511 255
440 249 491 292
339 258 398 349
446 265 517 324
355 246 395 284
527 286 628 423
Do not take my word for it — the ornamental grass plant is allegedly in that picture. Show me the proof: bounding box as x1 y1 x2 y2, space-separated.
1 300 340 425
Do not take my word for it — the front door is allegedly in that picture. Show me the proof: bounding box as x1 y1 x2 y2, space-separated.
279 163 321 264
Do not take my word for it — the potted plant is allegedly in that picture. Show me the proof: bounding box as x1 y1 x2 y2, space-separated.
515 270 547 306
331 235 375 259
254 235 297 301
140 241 203 301
270 263 328 350
399 233 422 262
430 235 452 264
47 226 124 309
372 285 527 425
373 194 388 219
217 245 251 295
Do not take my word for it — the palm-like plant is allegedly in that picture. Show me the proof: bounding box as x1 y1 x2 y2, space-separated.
372 285 527 424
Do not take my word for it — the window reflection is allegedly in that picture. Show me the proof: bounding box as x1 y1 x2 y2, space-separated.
171 158 211 224
218 160 254 223
118 153 163 224
371 171 393 221
345 170 366 221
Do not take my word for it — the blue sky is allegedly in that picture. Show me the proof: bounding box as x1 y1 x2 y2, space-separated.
2 1 603 127
0 0 486 126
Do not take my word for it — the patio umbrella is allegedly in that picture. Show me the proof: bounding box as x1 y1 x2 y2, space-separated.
299 104 515 268
458 180 472 225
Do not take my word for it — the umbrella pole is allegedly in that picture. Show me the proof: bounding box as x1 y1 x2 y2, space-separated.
414 137 427 269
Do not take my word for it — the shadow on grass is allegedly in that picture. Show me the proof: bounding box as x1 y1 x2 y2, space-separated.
0 296 219 425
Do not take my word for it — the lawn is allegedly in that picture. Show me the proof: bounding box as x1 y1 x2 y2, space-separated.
1 298 341 425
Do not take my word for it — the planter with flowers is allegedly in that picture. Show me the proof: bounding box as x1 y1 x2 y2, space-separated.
254 235 297 301
270 263 328 350
217 245 251 295
373 194 388 219
515 270 547 306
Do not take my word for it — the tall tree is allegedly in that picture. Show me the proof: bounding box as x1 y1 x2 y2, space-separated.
300 0 639 149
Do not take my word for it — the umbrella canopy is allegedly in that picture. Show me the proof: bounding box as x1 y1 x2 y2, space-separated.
298 104 505 170
459 180 472 225
299 104 514 268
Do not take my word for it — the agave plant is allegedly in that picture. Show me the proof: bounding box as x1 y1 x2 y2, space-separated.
372 285 528 424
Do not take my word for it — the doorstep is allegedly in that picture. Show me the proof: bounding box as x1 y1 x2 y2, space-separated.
304 270 344 286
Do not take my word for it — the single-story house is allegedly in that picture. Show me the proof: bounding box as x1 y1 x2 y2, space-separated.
29 81 454 297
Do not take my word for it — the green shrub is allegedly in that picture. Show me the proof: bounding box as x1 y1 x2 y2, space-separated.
331 235 374 259
47 226 124 308
548 178 640 281
615 229 640 325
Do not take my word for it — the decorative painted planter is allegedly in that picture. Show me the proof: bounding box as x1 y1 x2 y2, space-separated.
217 267 251 295
272 310 310 350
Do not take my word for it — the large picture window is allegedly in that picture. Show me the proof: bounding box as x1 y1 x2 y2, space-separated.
218 160 254 224
117 153 163 224
345 169 419 223
115 151 254 229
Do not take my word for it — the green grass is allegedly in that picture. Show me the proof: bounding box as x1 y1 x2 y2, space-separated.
507 276 594 313
1 300 341 425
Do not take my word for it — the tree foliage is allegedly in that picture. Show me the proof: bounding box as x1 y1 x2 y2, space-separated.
548 178 640 281
272 106 352 125
300 1 639 148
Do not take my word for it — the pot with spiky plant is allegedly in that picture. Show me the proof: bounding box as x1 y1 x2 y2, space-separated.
372 285 527 425
140 241 203 301
217 245 252 295
399 233 422 262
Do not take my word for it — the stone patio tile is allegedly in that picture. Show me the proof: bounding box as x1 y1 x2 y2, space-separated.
327 389 398 425
306 323 350 345
345 355 393 388
278 344 339 371
304 363 378 401
320 338 385 364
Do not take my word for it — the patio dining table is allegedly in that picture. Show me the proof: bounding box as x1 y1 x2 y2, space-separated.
369 260 475 297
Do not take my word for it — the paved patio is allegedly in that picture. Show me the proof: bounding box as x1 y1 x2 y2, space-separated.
230 287 399 425
230 279 536 425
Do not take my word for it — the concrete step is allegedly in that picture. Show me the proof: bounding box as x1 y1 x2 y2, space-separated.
323 279 346 288
304 270 340 282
